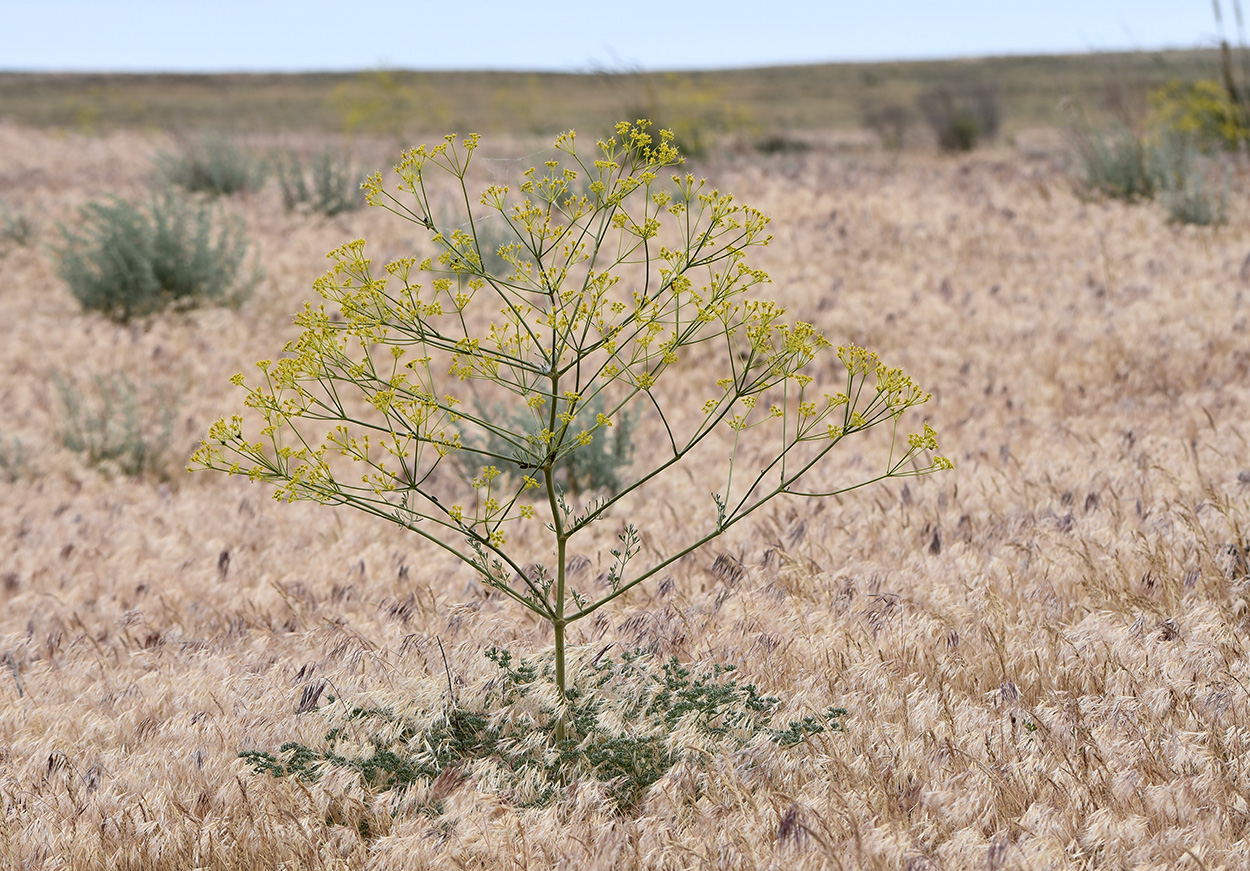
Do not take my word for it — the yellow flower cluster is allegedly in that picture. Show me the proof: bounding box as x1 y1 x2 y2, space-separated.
190 120 950 642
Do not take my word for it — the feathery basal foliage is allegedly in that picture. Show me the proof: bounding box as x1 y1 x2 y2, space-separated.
192 122 950 722
243 647 844 813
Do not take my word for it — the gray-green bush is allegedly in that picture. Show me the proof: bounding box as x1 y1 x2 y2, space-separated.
275 148 365 216
917 85 1000 152
1069 118 1228 225
1154 132 1228 226
0 434 26 482
462 394 634 498
0 199 34 253
754 133 811 156
1070 122 1158 201
56 191 259 323
54 371 178 478
155 136 266 196
862 102 912 151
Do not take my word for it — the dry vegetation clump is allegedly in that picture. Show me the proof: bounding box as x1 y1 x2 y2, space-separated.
3 121 1250 868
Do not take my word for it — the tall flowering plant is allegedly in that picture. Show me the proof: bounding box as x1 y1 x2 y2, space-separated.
192 122 951 737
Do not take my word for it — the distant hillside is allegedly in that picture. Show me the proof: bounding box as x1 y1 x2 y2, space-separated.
0 49 1229 137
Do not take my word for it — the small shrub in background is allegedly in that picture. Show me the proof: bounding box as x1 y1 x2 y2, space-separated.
1069 121 1159 202
242 647 845 814
1154 132 1229 226
916 85 1000 152
461 394 634 499
753 133 810 156
1068 107 1229 225
0 199 34 254
55 191 259 323
862 102 912 151
275 149 365 217
155 135 266 196
1148 78 1249 151
54 371 178 479
0 434 27 483
1161 174 1228 226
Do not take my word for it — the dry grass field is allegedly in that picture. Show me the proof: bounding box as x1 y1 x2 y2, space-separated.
4 117 1250 870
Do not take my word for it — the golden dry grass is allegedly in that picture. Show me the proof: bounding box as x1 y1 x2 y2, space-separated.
3 120 1250 869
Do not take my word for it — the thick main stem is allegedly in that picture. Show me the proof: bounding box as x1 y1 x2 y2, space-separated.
545 361 571 744
553 529 568 742
553 615 567 743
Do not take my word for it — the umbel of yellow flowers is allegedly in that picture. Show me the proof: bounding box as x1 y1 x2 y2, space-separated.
192 122 951 730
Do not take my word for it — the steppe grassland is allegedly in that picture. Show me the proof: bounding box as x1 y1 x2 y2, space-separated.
0 50 1225 133
2 120 1250 869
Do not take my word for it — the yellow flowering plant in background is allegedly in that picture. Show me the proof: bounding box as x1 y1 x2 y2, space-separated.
191 121 951 737
1147 78 1250 151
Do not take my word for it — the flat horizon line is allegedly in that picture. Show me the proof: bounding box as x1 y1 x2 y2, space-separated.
0 42 1222 78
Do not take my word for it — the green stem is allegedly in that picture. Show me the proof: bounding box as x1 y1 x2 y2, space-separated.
545 349 570 744
554 616 567 743
551 471 569 743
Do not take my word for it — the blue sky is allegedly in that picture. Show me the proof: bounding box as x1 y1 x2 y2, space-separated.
1 1 1233 72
